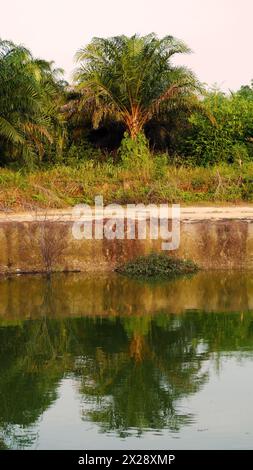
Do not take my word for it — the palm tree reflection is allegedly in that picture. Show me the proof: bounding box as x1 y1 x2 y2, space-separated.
0 310 252 446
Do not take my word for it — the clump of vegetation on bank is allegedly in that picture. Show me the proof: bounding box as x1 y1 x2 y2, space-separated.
116 253 198 279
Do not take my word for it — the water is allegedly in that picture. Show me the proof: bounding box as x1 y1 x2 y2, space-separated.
0 271 253 449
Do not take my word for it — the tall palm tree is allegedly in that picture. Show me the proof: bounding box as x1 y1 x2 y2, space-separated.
74 34 199 140
0 39 65 164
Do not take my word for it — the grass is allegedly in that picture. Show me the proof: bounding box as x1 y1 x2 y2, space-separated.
0 160 253 211
115 253 198 279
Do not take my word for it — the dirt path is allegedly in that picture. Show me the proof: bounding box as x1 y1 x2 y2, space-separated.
1 205 253 222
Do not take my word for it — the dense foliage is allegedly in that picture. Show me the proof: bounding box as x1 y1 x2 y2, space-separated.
0 39 66 167
181 88 253 166
0 34 252 177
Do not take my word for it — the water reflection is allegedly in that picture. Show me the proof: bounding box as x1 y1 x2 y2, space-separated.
0 272 253 448
1 271 253 320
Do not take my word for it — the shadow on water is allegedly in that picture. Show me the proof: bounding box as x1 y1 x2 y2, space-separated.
0 271 253 448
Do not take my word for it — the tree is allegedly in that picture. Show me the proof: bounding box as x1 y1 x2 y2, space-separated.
0 39 66 165
182 89 253 165
74 34 199 140
237 80 253 100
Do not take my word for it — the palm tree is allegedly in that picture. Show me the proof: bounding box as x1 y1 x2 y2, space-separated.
0 39 65 164
74 34 199 140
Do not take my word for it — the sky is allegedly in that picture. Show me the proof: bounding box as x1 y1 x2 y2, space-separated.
0 0 252 90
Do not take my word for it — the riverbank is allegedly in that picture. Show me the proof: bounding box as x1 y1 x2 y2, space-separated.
1 162 253 211
1 205 253 222
0 205 253 274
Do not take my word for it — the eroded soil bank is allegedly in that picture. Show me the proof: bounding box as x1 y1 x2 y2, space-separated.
0 206 253 274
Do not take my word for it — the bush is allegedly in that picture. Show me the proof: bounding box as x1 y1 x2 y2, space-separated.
181 91 253 166
119 132 153 177
64 140 102 166
153 153 168 178
116 253 198 279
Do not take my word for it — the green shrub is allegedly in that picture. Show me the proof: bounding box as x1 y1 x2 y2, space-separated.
231 143 249 166
116 253 198 279
64 140 102 166
181 91 253 166
119 132 153 177
153 153 168 178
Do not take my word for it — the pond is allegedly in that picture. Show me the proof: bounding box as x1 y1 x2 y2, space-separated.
0 271 253 449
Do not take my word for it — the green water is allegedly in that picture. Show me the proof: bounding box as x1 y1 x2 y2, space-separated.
0 271 253 449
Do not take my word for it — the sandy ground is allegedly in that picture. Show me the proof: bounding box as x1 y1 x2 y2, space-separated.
1 205 253 222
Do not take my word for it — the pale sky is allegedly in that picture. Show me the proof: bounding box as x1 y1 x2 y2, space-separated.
0 0 252 90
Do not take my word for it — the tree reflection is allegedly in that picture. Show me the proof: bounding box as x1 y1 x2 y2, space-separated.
0 308 252 447
78 315 209 436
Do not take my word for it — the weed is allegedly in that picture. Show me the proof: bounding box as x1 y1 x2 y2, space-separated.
116 253 198 279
